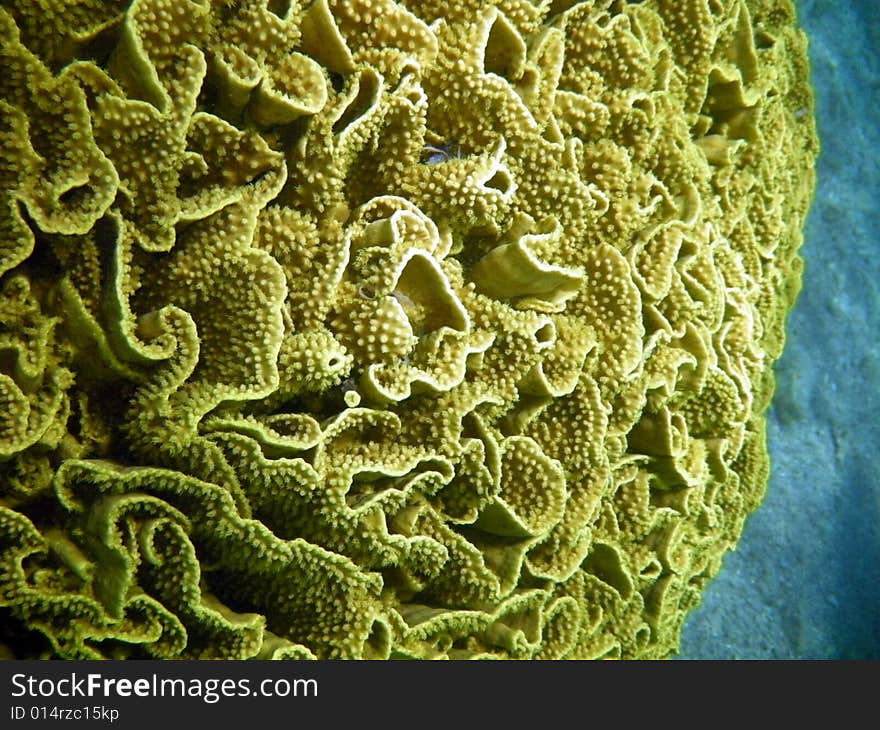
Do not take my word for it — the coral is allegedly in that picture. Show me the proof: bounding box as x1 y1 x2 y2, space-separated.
0 0 817 659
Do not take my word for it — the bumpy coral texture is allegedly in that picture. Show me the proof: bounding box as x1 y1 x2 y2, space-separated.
0 0 816 659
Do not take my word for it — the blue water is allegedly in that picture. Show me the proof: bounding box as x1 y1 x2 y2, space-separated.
678 0 880 659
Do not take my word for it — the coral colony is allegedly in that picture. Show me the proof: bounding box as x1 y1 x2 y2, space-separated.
0 0 816 659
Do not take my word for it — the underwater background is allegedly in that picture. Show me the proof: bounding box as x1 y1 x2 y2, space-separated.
679 0 880 659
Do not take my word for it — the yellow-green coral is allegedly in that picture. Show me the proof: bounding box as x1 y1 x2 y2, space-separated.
0 0 817 659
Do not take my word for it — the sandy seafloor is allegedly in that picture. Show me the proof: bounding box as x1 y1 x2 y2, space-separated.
678 0 880 659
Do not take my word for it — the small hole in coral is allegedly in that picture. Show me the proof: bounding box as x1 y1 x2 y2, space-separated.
329 72 345 93
755 31 775 50
631 96 653 115
358 285 375 300
484 169 513 195
266 0 291 18
534 323 555 344
58 185 91 207
520 68 538 86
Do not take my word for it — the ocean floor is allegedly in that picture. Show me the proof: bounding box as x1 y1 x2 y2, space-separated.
678 0 880 659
